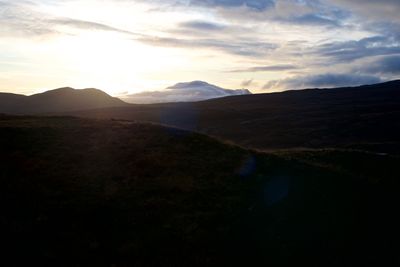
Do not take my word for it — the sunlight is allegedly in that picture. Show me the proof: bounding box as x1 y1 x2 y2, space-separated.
50 31 189 95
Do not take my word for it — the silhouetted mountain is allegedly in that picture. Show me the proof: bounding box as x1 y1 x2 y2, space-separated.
121 80 251 103
68 80 400 153
0 87 128 114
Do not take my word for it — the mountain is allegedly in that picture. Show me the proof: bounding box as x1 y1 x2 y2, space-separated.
68 80 400 153
0 87 128 114
120 81 251 103
2 115 399 266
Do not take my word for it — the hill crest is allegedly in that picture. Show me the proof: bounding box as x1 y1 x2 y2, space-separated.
0 87 128 114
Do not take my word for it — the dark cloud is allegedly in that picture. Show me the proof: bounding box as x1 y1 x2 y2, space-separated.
191 0 275 10
328 0 400 22
263 73 382 90
173 19 260 41
369 22 400 38
179 20 226 31
360 56 400 75
138 36 278 57
313 35 400 63
277 13 340 27
229 64 298 72
201 0 352 28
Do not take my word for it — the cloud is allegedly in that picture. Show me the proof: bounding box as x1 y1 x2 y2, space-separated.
50 18 139 36
205 0 350 28
2 0 400 94
229 64 298 72
191 0 276 10
327 0 400 22
313 35 400 63
359 56 400 75
179 20 226 31
276 13 341 27
138 36 278 57
0 1 277 57
263 73 382 90
0 1 58 38
143 0 276 11
241 79 254 87
0 1 139 38
143 0 346 29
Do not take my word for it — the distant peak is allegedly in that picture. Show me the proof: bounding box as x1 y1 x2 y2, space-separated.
122 80 251 104
168 81 212 89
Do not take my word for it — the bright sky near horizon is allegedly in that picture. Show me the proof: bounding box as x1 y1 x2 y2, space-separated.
1 0 400 96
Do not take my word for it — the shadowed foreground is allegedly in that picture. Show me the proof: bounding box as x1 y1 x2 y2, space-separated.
1 116 399 266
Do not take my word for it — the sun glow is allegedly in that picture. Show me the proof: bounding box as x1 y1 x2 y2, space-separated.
1 0 395 96
39 31 190 95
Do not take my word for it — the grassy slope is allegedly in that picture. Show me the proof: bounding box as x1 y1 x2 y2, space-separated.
1 116 399 266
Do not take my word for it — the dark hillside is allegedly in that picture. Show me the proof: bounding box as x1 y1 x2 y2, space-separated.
1 116 399 266
68 80 400 153
0 92 27 114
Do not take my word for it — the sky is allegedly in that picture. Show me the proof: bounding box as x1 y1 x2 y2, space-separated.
1 0 400 96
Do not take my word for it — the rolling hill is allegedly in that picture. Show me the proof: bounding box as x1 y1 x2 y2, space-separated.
0 87 128 114
68 80 400 153
1 115 399 266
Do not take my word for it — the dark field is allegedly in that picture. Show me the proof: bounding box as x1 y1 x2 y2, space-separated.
1 116 399 266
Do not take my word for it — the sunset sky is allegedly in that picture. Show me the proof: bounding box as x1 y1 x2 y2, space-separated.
1 0 400 96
